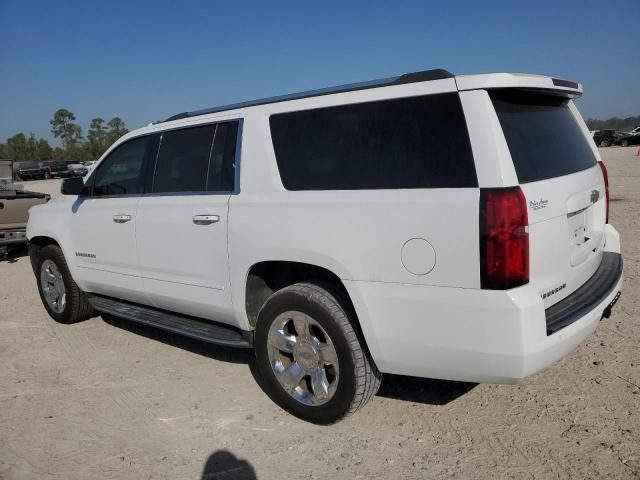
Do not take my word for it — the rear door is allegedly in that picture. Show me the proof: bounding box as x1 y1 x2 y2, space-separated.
136 120 240 324
490 90 606 307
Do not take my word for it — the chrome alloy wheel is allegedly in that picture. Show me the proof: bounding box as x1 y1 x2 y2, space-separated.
40 259 66 313
267 311 339 406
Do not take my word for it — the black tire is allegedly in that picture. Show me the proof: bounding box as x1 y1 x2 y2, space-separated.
599 140 610 147
43 171 51 179
621 140 629 147
254 281 381 424
35 245 94 324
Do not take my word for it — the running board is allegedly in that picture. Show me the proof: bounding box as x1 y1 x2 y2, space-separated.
88 295 253 348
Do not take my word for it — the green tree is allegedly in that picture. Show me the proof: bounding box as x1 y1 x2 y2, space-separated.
5 133 29 161
106 117 128 145
87 117 108 159
586 116 640 132
4 133 51 161
52 147 65 161
0 143 7 158
50 109 83 148
36 138 53 161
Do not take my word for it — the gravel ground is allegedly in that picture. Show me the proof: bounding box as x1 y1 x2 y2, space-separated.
1 147 639 479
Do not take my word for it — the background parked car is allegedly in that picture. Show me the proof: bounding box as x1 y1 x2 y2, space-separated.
40 160 71 179
617 132 640 147
67 163 88 177
16 161 45 180
592 129 618 147
0 181 49 257
83 160 97 175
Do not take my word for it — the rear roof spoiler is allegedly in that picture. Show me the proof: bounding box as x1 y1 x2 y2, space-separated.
455 73 582 97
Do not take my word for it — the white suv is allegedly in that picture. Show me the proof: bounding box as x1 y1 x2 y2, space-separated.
27 69 623 424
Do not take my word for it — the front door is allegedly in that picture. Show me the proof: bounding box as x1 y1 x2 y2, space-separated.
69 135 153 303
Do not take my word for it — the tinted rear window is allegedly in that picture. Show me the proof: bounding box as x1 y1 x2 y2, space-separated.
270 93 477 190
151 121 239 194
491 91 597 183
153 124 216 193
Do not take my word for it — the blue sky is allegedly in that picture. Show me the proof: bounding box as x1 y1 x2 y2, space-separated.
1 0 638 144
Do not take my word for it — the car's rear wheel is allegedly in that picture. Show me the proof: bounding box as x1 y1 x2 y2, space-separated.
254 281 381 424
599 140 610 147
35 245 94 324
621 139 629 147
43 171 51 179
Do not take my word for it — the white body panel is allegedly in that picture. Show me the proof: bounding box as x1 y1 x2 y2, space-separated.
136 195 234 322
27 70 622 384
344 225 621 382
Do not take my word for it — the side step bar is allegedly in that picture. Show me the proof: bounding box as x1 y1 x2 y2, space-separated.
88 295 253 348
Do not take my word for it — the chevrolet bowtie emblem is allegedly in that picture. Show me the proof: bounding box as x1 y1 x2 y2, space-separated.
590 190 600 204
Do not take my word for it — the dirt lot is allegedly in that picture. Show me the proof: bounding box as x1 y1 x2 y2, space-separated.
1 148 639 479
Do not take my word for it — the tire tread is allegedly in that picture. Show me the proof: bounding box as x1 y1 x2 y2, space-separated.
271 281 382 421
37 245 94 324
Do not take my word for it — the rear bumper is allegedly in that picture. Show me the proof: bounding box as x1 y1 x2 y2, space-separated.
546 252 622 334
345 224 623 383
0 229 27 246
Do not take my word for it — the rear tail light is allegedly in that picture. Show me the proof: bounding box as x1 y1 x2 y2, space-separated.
598 161 609 223
480 187 529 289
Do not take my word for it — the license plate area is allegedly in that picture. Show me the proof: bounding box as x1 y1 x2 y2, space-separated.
567 208 589 245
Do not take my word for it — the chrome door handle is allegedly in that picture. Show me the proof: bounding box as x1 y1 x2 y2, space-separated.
193 214 220 225
113 214 131 223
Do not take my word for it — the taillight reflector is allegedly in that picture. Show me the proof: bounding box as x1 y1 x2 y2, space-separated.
598 161 609 223
480 187 529 289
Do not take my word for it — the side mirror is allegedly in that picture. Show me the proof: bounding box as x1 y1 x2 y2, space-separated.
61 176 87 195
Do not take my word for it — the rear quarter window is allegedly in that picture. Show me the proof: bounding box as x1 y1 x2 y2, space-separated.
269 93 477 190
491 91 597 183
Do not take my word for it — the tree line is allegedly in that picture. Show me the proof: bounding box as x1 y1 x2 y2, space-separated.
0 109 129 162
586 115 640 132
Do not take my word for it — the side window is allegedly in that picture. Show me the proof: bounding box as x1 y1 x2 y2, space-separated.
269 94 477 190
152 121 239 194
208 121 239 192
92 136 149 196
153 125 215 193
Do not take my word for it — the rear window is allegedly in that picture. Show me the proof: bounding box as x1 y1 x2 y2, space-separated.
491 91 597 183
152 121 239 194
269 93 477 190
153 124 216 193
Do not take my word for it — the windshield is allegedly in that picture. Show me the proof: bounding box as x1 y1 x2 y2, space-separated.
22 162 40 169
491 91 597 183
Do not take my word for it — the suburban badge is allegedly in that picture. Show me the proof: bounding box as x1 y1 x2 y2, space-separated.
529 199 548 210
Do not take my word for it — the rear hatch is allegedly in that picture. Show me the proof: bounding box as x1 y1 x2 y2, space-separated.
491 90 606 308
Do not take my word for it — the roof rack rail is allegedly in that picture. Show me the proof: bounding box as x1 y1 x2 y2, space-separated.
162 68 453 123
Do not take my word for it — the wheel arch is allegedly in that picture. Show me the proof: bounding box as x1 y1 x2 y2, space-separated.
244 260 358 329
28 235 61 274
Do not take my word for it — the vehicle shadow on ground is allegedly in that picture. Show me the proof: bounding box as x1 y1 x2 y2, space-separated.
201 450 256 480
0 245 28 263
101 315 252 364
101 315 476 406
377 375 477 405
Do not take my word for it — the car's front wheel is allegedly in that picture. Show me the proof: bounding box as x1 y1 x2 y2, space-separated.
621 139 629 147
35 245 94 324
254 282 381 424
599 140 610 147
